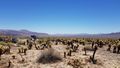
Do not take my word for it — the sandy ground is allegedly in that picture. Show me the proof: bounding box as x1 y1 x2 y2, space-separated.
0 44 120 68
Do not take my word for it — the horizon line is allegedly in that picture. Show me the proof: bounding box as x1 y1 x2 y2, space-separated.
0 28 119 35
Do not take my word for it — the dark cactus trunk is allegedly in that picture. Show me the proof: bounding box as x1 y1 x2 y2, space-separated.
28 43 33 50
90 46 98 64
24 49 27 55
34 43 38 50
93 47 97 60
113 46 117 53
84 47 87 55
107 44 111 51
92 42 94 48
117 45 120 54
64 52 66 58
18 48 21 53
0 49 2 60
8 60 11 68
67 50 72 56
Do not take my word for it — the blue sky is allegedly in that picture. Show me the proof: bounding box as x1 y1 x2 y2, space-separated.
0 0 120 34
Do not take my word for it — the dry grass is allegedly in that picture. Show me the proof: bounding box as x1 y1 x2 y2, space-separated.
37 48 62 64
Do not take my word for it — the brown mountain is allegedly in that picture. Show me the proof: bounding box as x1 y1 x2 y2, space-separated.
0 29 120 38
0 29 49 37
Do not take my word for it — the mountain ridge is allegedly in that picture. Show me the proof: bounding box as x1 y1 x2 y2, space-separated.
0 29 49 37
0 29 120 38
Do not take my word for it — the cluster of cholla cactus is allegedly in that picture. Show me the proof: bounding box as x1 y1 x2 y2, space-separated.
26 35 53 50
69 41 79 51
18 47 27 55
112 45 120 54
0 44 11 60
101 39 120 54
1 35 120 67
63 40 80 58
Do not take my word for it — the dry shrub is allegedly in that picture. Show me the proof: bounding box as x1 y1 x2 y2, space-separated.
37 48 62 64
67 59 84 68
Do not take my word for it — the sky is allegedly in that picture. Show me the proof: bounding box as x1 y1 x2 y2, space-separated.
0 0 120 34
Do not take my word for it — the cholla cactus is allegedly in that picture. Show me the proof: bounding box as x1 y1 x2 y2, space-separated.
93 46 97 59
72 44 79 52
67 50 72 56
64 52 66 58
12 55 16 59
0 45 11 54
117 42 120 54
113 45 117 53
28 42 33 50
83 47 87 55
0 48 2 60
8 60 11 68
92 41 95 48
23 48 27 55
18 47 27 55
90 45 98 64
107 44 111 51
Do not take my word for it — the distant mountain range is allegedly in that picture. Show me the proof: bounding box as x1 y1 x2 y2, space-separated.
0 29 49 37
0 29 120 38
52 33 120 38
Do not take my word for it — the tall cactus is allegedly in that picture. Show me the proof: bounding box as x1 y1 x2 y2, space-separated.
64 52 66 58
67 50 72 56
90 45 98 64
113 45 117 53
92 41 94 48
24 48 27 55
28 42 33 50
84 47 87 55
117 44 120 54
0 48 2 60
8 60 11 68
93 46 97 60
107 44 111 51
